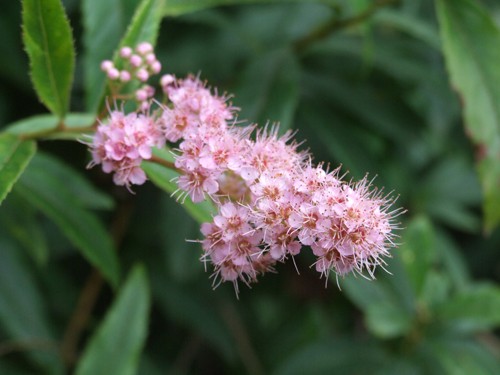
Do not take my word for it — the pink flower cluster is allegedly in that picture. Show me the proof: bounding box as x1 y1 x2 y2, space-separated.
89 109 164 188
90 42 402 292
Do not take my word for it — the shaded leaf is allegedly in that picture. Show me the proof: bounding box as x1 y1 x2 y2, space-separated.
430 336 500 375
0 133 36 205
399 216 436 297
437 0 500 231
21 0 75 118
437 283 500 333
0 238 63 374
75 265 150 375
163 0 338 16
273 337 387 375
15 154 120 287
0 192 48 265
233 48 300 133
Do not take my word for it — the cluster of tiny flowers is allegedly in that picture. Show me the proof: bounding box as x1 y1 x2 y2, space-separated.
89 109 165 189
89 42 403 293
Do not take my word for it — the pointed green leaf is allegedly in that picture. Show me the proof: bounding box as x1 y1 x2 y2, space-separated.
75 265 150 375
22 0 75 118
15 153 120 287
436 0 500 231
0 133 36 205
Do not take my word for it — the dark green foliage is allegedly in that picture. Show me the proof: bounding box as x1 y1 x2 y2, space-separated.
1 0 500 374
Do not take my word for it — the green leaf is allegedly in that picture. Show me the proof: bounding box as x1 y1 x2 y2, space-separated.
15 153 120 287
0 238 63 374
436 0 500 231
273 337 387 375
399 216 436 297
82 0 139 112
22 0 75 118
437 283 500 333
233 49 300 133
75 265 150 375
119 0 164 49
163 0 338 16
6 113 95 140
142 149 216 224
0 133 36 205
430 336 500 375
0 192 49 265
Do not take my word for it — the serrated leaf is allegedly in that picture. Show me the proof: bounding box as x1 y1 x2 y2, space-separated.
22 0 75 118
142 149 215 224
75 265 150 375
6 113 95 140
436 0 500 231
82 0 138 112
0 238 63 374
0 133 36 205
437 283 500 333
15 154 120 287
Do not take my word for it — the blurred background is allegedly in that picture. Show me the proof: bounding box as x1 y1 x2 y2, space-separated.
1 0 500 374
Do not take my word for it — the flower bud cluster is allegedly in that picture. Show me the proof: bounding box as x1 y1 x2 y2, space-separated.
90 42 403 292
100 42 162 111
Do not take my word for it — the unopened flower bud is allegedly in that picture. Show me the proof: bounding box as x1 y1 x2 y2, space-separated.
161 74 175 87
120 70 131 82
151 61 162 74
136 42 153 55
107 68 120 80
130 54 142 67
136 68 149 82
120 46 132 58
101 60 114 72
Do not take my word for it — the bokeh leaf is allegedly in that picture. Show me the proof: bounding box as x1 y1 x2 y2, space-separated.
233 48 300 132
0 192 49 265
437 283 500 333
437 0 500 231
0 238 63 374
21 0 75 118
0 133 36 205
15 153 120 287
163 0 338 16
75 265 150 375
